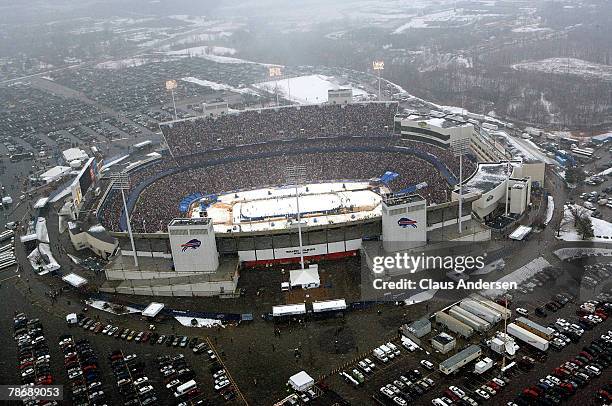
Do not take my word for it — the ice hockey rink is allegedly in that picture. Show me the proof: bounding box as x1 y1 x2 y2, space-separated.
192 181 385 233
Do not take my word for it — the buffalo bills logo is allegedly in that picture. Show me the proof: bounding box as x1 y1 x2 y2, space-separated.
180 239 201 252
398 218 418 228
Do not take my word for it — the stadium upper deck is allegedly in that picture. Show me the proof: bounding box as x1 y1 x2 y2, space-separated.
160 102 398 156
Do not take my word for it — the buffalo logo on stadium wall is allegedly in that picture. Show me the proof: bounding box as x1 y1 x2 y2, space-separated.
181 239 201 252
398 218 418 228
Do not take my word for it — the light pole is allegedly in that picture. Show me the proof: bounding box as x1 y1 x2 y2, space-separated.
373 60 384 101
269 66 282 106
505 161 512 215
111 171 139 269
166 80 178 120
451 137 470 234
286 165 307 270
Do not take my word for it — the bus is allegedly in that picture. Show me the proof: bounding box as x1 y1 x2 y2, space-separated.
571 148 593 159
9 152 34 162
0 230 14 243
174 380 197 397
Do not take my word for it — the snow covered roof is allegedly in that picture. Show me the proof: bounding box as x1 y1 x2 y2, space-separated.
461 162 519 195
62 273 88 287
33 197 49 209
509 225 532 241
62 148 89 163
289 267 320 288
312 299 347 313
142 302 165 317
288 371 314 392
40 166 71 183
272 304 306 317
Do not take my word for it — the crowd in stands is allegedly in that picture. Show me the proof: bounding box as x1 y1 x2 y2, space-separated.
98 140 476 233
161 102 398 156
98 103 478 233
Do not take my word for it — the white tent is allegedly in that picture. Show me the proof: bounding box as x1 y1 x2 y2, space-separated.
40 166 71 183
509 225 532 241
142 302 165 317
289 265 320 289
62 147 88 163
62 273 88 288
288 371 314 392
66 313 78 324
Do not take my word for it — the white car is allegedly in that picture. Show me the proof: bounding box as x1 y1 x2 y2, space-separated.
363 358 375 369
449 386 465 398
481 384 496 395
214 380 230 391
420 360 434 370
358 361 372 373
585 365 601 376
516 308 529 317
380 386 394 398
492 378 506 387
133 377 149 386
475 389 490 399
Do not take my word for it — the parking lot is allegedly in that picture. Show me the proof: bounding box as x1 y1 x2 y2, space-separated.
323 260 611 406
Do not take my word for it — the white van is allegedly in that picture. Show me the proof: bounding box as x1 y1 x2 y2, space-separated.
386 342 401 357
432 398 450 406
373 348 388 363
379 344 395 359
174 380 197 397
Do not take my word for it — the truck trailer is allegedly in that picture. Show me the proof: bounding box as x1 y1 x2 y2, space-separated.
507 323 549 352
435 311 474 338
459 299 502 324
439 345 482 375
470 295 511 320
515 317 555 341
449 306 491 332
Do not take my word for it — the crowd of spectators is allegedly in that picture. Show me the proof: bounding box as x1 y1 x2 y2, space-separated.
161 102 398 156
98 133 477 233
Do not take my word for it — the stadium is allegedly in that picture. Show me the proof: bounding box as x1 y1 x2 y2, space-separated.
91 97 539 296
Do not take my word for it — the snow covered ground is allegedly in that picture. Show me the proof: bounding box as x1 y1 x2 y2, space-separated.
554 247 612 261
175 316 223 328
557 204 612 243
511 25 551 33
544 195 554 226
482 257 550 299
182 77 258 95
493 130 555 164
253 74 370 104
393 8 503 33
166 46 237 57
512 58 612 82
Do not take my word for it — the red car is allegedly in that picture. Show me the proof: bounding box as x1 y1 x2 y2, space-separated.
523 388 539 399
487 381 501 391
36 375 53 385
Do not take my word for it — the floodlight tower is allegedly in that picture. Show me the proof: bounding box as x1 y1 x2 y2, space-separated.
286 165 307 270
451 137 470 234
505 161 512 215
372 60 384 100
166 80 178 120
269 66 283 106
111 171 138 269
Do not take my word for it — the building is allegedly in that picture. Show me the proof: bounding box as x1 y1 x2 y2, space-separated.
454 161 534 220
327 89 353 105
203 101 229 117
394 113 508 161
432 332 456 354
68 222 118 260
381 194 427 253
406 319 431 338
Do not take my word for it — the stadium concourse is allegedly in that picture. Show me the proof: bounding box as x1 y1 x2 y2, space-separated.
97 102 476 233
